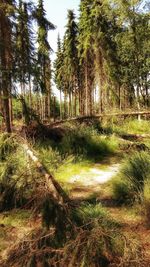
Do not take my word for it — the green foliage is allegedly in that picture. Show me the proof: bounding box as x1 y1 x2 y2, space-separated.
115 119 150 135
36 143 62 172
72 203 119 227
12 98 22 119
0 210 31 227
101 118 150 136
112 151 150 205
66 203 142 267
0 133 18 161
112 176 134 205
59 124 118 161
0 134 43 211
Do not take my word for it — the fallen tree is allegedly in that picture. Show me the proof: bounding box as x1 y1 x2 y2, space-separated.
22 144 69 205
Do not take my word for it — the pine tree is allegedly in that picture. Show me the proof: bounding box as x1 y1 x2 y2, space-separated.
54 35 64 119
78 0 95 115
90 0 122 111
35 0 55 121
64 10 79 117
0 0 15 132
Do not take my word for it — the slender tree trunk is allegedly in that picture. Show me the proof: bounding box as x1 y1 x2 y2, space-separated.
0 6 12 133
64 89 67 118
3 85 11 132
59 89 62 119
79 88 81 115
53 96 56 122
145 79 149 108
85 62 88 116
9 96 13 126
74 87 77 117
118 85 121 111
47 89 51 119
29 78 32 107
68 91 71 117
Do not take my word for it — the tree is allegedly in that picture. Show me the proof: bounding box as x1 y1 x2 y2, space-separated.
54 35 64 119
15 0 35 124
78 0 95 116
0 0 15 132
64 10 79 117
35 0 55 121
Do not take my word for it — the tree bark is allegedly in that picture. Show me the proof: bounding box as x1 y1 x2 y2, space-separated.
0 3 12 132
22 144 69 204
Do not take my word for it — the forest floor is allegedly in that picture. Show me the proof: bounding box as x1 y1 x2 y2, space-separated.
1 156 150 264
0 118 150 265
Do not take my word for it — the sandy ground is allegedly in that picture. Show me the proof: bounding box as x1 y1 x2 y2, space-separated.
68 163 120 200
69 163 120 186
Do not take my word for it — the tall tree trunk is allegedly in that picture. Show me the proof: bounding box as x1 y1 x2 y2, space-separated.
3 84 11 132
85 61 88 116
0 3 12 132
118 85 121 111
74 87 77 117
64 89 67 118
53 96 56 122
59 89 62 119
29 77 32 107
9 96 13 126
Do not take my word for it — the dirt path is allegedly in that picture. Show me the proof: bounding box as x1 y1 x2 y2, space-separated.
68 162 120 200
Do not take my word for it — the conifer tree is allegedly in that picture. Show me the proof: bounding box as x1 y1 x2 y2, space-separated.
54 35 64 119
78 0 95 115
35 0 55 121
0 0 15 132
64 10 79 116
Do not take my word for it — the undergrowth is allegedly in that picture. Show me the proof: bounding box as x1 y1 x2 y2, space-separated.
36 122 119 165
101 118 150 135
0 133 44 211
59 124 118 160
3 203 144 267
112 151 150 225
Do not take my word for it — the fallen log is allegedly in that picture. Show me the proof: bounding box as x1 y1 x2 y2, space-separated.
22 144 70 205
50 110 150 127
119 133 150 142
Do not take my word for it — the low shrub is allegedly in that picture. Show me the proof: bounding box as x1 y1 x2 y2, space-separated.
0 133 18 161
112 151 150 205
112 176 134 205
0 135 44 211
59 125 118 161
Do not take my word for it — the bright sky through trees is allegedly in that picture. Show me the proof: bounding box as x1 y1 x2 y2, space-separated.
44 0 80 54
42 0 80 96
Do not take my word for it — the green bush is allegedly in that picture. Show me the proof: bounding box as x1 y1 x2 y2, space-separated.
59 125 118 161
72 203 120 228
0 134 44 211
112 152 150 205
36 144 62 172
0 133 18 161
112 177 133 205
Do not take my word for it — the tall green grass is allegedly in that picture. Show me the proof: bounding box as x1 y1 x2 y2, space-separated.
57 124 119 161
112 151 150 225
112 152 150 203
102 118 150 135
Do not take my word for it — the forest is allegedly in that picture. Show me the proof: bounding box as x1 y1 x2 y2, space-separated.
0 0 150 266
